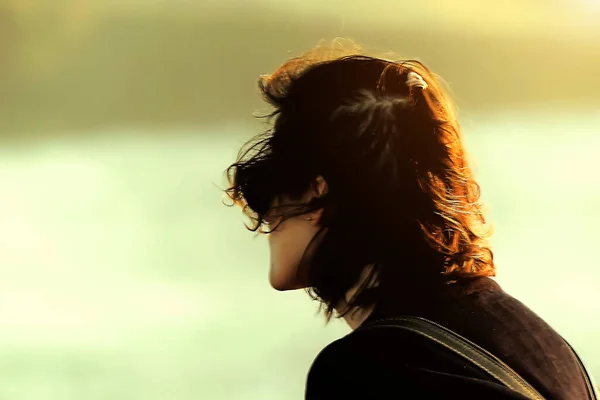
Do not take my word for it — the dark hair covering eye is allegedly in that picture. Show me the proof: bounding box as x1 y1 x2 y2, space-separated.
224 40 494 321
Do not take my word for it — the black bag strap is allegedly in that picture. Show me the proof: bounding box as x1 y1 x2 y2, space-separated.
357 316 547 399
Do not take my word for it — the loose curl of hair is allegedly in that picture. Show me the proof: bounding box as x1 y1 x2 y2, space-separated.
225 39 495 321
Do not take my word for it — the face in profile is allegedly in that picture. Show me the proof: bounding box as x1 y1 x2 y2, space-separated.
265 179 326 291
266 210 321 291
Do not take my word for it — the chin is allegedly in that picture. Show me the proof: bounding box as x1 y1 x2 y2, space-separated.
269 277 301 291
269 270 306 291
270 281 293 291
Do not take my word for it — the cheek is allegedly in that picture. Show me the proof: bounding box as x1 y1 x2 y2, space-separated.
268 227 303 270
267 220 320 289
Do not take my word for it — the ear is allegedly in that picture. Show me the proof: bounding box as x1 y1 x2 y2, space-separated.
309 175 328 199
304 175 328 224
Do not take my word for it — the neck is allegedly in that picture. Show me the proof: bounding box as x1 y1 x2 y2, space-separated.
335 264 378 330
341 304 375 330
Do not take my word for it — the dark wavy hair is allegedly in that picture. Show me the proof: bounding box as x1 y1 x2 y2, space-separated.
224 39 494 320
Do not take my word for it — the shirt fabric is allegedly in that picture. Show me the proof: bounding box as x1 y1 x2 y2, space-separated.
305 277 590 399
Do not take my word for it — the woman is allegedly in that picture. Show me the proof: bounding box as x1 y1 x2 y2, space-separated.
224 40 595 399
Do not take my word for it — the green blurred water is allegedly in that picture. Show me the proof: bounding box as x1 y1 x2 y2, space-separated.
0 109 598 399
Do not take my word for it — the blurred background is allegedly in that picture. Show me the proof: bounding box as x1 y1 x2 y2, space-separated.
0 0 599 399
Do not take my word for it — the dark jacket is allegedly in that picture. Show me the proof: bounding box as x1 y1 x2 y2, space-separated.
305 277 590 399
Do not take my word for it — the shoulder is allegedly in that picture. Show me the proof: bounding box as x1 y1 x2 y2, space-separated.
304 329 527 400
306 337 354 381
306 324 452 380
305 335 378 399
305 328 443 399
306 328 409 376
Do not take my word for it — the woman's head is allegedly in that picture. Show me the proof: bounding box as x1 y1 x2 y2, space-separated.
225 39 494 320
